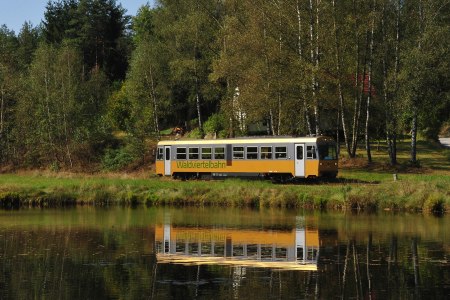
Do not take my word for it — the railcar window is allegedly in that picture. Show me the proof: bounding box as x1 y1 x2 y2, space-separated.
246 146 258 159
260 146 272 159
201 147 212 159
165 148 170 161
157 147 163 160
214 147 225 159
275 146 287 159
233 146 244 159
296 145 303 160
176 147 186 159
306 146 317 159
318 144 337 160
188 147 199 159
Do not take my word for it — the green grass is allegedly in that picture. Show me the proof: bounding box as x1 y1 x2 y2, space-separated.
1 138 449 212
1 172 449 213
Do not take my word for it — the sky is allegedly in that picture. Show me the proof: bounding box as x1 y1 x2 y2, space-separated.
0 0 155 34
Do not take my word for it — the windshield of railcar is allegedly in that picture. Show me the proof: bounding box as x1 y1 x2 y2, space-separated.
318 143 337 160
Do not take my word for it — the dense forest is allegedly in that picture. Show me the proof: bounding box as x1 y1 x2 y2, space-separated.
0 0 448 171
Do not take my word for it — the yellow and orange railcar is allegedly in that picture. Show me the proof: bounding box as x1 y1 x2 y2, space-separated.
155 136 338 181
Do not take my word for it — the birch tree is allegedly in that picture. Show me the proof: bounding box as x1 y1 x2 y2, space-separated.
364 0 377 163
401 0 450 162
158 0 222 135
126 38 166 140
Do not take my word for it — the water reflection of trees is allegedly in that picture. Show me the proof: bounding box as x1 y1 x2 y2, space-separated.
319 233 449 300
0 228 156 299
0 214 449 299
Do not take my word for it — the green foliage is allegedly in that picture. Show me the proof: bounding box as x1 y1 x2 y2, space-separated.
101 147 136 171
131 4 154 43
186 128 203 139
43 0 130 81
107 83 131 131
424 193 445 213
0 0 449 170
203 113 225 136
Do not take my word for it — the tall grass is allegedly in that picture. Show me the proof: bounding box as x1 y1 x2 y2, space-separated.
1 174 448 213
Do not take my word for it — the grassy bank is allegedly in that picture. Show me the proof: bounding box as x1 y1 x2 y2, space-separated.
1 139 449 212
0 171 449 213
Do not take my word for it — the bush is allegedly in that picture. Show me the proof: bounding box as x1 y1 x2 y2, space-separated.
102 147 135 171
0 192 21 208
424 192 445 213
203 113 225 136
187 128 203 139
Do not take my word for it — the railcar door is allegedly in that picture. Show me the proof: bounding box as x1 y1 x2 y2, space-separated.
164 146 171 175
294 144 305 177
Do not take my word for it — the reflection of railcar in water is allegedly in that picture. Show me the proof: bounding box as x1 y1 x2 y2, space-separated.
155 223 320 271
155 136 338 181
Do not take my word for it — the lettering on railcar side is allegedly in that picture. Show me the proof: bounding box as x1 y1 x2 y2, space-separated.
176 161 226 169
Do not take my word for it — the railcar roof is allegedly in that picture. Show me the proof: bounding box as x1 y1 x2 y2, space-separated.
157 136 334 146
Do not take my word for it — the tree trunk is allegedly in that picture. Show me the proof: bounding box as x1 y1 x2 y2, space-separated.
332 0 351 156
44 70 55 161
277 94 281 136
388 235 398 279
227 80 235 138
352 241 362 299
366 233 373 299
365 0 376 163
337 106 340 155
314 0 320 135
62 52 73 169
350 0 362 158
411 0 423 164
392 0 402 165
411 106 418 163
296 0 312 135
0 87 4 137
149 65 160 140
277 1 282 136
263 10 273 136
411 238 420 287
194 21 202 135
341 240 350 299
62 95 73 169
195 91 202 133
296 0 303 56
304 100 312 136
381 2 397 166
270 109 276 136
309 0 320 136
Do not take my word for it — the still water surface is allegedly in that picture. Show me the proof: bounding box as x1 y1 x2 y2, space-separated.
0 207 449 299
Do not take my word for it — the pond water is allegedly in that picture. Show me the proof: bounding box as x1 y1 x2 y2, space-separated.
0 207 448 299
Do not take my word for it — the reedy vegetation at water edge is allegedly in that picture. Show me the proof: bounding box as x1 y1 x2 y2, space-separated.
0 172 448 213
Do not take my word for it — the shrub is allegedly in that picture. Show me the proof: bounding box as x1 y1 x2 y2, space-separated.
203 113 225 136
0 192 21 209
101 147 135 171
424 192 445 213
186 128 203 139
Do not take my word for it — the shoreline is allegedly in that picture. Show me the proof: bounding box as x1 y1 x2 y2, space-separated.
1 172 448 213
